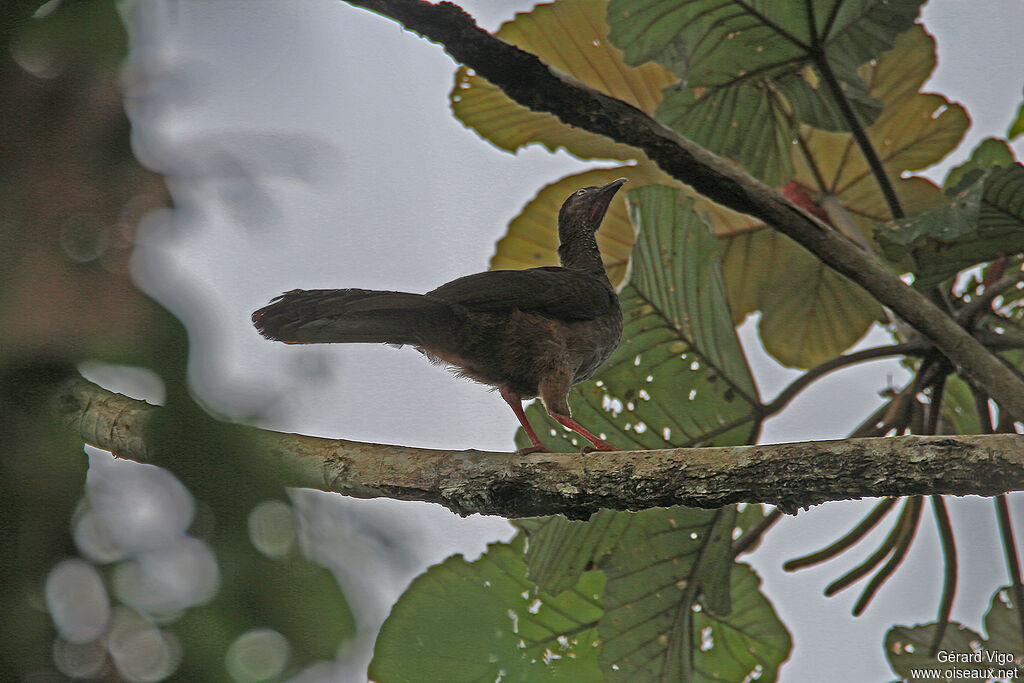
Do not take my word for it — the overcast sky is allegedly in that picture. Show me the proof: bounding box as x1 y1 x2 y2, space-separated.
116 1 1024 680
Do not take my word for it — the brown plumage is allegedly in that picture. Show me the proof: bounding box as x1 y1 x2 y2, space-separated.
253 178 626 453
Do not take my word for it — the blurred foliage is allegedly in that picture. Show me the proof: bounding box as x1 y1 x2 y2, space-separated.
6 0 1024 681
0 1 353 680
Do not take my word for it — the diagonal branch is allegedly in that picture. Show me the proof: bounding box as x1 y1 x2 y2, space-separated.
57 375 1024 520
338 0 1024 423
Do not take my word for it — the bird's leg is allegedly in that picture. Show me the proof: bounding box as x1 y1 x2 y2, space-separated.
539 373 618 453
500 388 550 455
549 413 618 452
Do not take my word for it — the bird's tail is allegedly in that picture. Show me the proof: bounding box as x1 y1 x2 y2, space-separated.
252 289 460 345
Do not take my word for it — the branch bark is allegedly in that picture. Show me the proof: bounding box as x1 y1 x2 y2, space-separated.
338 0 1024 423
58 376 1024 519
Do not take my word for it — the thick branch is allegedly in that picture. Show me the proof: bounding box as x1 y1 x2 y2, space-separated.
58 376 1024 519
339 0 1024 423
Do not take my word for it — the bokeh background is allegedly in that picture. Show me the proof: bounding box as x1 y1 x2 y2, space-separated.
3 0 1024 681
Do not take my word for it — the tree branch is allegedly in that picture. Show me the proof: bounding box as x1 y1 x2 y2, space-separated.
337 0 1024 423
57 376 1024 519
957 271 1024 328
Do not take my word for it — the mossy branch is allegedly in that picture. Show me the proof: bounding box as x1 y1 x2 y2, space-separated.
57 375 1024 520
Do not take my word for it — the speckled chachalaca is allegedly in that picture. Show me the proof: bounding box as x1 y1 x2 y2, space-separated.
253 178 626 453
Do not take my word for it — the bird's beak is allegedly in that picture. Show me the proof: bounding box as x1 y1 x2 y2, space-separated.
589 177 628 222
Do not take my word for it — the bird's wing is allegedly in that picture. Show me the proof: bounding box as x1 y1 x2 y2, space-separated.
427 267 615 320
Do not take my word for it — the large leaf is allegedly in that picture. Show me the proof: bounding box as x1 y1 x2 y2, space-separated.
369 535 604 683
600 509 790 683
876 163 1024 289
718 26 964 367
655 80 802 186
490 166 664 286
983 586 1024 657
515 185 761 452
517 503 765 598
886 585 1024 680
451 0 675 160
791 27 965 227
943 137 1016 193
520 506 787 682
491 166 759 289
608 0 923 184
1009 99 1024 140
517 511 635 595
720 228 883 365
939 375 984 435
885 623 990 680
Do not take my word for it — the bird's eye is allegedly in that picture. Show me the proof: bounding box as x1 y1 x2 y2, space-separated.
575 190 586 196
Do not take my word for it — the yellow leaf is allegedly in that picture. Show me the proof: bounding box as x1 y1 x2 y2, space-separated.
490 166 656 285
451 0 675 159
721 25 964 367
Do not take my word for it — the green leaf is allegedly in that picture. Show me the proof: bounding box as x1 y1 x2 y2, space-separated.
11 0 127 65
600 510 791 683
517 511 635 595
944 137 1017 193
369 535 604 683
1010 99 1024 140
983 587 1024 656
490 166 666 288
490 166 759 290
792 28 967 205
519 504 766 599
450 0 675 160
516 185 761 452
776 68 882 132
939 375 983 435
886 585 1024 680
690 564 791 682
876 164 1024 289
724 229 884 367
885 623 988 680
607 0 923 183
718 26 962 367
655 81 799 185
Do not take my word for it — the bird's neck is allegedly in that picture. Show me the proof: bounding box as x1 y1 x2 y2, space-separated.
558 231 608 277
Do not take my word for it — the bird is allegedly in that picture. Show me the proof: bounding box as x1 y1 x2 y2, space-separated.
252 177 627 454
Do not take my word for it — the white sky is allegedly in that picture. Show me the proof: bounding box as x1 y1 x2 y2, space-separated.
119 1 1024 680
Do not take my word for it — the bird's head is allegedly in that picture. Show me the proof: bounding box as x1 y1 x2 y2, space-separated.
557 178 627 241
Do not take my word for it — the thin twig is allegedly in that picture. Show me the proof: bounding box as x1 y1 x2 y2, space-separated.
929 495 957 656
923 371 949 436
807 49 903 220
957 271 1024 328
849 393 907 438
733 507 785 558
851 496 923 615
766 342 927 414
995 495 1024 645
824 498 913 596
784 497 898 571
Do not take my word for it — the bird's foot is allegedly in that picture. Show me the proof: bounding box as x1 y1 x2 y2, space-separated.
515 444 551 456
580 439 619 454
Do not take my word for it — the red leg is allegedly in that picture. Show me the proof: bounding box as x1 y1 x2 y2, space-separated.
551 413 618 452
500 388 550 455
